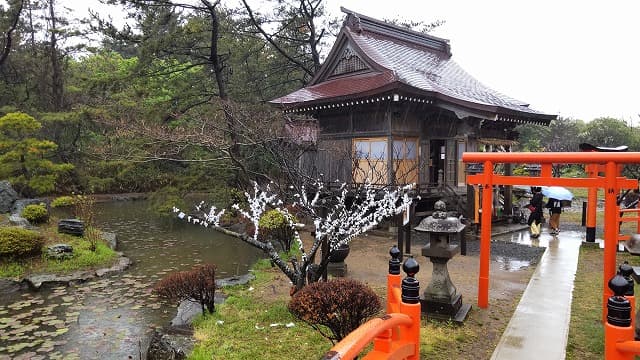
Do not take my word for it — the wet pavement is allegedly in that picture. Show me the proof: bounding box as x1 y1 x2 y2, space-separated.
491 228 584 360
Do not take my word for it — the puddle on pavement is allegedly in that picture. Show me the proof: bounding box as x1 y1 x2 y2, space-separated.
494 256 532 271
491 229 550 272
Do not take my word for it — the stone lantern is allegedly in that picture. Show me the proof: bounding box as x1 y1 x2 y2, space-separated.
524 164 541 177
414 200 471 323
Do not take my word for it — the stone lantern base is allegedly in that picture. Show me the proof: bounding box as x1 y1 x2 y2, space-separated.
421 294 471 324
327 262 348 277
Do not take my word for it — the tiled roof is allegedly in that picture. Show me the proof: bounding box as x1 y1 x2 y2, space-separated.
272 71 396 105
354 31 545 116
270 9 555 121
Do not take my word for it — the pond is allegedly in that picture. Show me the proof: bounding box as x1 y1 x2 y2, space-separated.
0 199 263 359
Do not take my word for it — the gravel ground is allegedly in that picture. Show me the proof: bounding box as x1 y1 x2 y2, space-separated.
462 239 546 265
411 230 547 267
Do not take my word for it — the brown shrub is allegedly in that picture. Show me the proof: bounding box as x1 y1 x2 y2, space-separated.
153 264 217 315
288 278 382 343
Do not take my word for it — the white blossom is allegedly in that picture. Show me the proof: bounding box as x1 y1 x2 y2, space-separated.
174 178 414 287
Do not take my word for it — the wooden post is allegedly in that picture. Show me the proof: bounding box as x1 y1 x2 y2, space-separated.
586 164 598 242
474 186 480 224
478 160 493 309
322 236 329 281
604 161 619 321
504 163 513 221
396 214 404 258
320 203 329 281
404 223 411 256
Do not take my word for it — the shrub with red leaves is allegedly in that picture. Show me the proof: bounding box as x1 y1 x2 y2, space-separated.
288 278 382 343
153 264 217 315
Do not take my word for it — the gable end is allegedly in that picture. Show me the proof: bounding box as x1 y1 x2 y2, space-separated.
330 46 370 77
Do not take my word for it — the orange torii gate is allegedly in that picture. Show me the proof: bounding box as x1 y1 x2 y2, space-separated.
461 151 639 313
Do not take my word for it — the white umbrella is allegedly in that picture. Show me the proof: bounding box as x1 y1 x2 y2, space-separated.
541 186 573 201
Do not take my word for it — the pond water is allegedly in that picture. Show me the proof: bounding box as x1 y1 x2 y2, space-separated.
0 200 262 359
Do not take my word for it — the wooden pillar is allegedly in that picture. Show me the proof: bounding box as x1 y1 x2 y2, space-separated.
603 161 619 321
586 164 598 242
504 163 512 220
397 214 404 258
478 160 493 308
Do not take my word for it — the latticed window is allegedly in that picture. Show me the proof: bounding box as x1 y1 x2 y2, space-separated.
331 47 368 76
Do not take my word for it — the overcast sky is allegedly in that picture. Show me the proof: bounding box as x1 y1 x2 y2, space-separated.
60 0 640 123
327 0 640 124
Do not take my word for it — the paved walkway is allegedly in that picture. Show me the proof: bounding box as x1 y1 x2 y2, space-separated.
491 229 584 360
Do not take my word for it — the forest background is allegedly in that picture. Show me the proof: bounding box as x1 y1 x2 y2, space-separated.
1 0 639 208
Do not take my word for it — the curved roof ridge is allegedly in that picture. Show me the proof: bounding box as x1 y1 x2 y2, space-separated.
341 7 451 56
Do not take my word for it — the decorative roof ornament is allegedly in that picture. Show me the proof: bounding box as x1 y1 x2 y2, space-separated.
351 13 363 33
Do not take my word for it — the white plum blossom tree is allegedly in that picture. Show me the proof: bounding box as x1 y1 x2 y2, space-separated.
174 181 415 293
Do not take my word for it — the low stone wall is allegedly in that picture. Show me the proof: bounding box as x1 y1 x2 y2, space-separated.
1 253 132 293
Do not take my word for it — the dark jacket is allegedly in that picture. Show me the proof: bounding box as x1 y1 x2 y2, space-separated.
546 198 562 214
528 192 544 225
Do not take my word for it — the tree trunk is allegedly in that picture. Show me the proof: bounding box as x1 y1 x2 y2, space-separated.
48 0 64 111
206 2 247 187
0 0 24 67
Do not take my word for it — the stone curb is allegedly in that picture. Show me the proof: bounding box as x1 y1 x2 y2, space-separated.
0 253 132 293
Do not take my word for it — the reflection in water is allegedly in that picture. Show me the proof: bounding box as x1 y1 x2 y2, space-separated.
491 229 550 272
0 200 263 359
495 256 531 272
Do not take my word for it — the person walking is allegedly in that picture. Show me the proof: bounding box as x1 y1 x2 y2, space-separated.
546 197 562 235
527 187 544 238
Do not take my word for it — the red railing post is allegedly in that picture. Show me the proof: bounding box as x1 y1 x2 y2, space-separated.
324 247 421 360
605 273 635 360
400 256 421 360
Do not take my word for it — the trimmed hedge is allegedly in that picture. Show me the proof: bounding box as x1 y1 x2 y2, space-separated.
0 227 45 259
21 203 49 224
51 196 75 208
258 209 297 252
288 278 382 342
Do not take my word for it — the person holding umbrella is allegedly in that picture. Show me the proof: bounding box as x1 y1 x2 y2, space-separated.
541 186 574 236
527 187 544 238
546 197 562 235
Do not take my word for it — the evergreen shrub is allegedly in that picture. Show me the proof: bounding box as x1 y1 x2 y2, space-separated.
51 196 75 208
258 209 297 252
288 278 382 343
0 227 45 259
21 203 49 223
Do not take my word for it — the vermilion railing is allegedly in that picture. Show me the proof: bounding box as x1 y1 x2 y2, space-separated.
322 246 421 360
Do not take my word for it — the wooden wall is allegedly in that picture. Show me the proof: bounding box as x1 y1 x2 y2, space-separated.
308 100 518 187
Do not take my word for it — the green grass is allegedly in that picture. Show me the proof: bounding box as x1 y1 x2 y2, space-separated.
39 238 117 273
0 221 119 278
566 247 640 359
0 261 27 278
187 266 329 360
